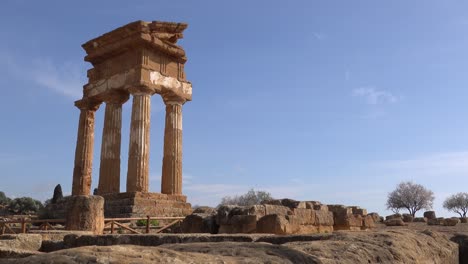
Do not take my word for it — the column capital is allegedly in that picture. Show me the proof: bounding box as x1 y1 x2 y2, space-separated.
74 98 101 111
128 86 154 96
103 91 130 105
162 94 186 106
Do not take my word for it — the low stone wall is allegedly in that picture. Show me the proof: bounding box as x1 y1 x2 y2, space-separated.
181 199 377 235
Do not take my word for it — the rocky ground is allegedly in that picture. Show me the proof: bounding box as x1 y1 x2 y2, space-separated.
0 227 461 264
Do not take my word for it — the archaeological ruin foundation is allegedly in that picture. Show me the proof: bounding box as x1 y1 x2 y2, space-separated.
71 21 192 217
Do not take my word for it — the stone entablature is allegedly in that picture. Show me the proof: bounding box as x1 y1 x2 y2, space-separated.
81 21 191 102
71 21 192 215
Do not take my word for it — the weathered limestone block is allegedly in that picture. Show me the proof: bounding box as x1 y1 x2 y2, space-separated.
328 205 362 231
424 211 436 220
290 208 314 225
181 214 218 234
192 206 217 215
247 205 267 220
361 215 375 230
315 210 334 226
66 195 104 235
402 214 414 223
414 217 428 223
230 215 257 233
0 234 42 251
461 217 468 223
313 204 328 211
385 213 402 221
367 212 381 223
384 218 407 226
256 214 289 235
262 199 306 209
264 204 292 216
443 218 460 226
349 206 367 216
427 218 444 226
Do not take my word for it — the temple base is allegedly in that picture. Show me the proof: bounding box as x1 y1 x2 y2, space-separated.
102 192 192 218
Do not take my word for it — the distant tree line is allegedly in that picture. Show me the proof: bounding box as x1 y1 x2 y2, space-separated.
219 189 273 207
0 191 44 215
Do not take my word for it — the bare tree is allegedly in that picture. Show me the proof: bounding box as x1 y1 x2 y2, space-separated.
386 181 434 217
219 189 273 207
443 192 468 217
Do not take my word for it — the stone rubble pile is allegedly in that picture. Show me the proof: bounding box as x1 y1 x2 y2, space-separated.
182 199 379 234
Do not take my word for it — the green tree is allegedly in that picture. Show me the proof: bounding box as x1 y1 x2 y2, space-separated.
0 191 10 206
219 189 273 207
8 197 44 215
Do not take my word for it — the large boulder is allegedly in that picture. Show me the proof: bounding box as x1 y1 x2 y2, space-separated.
65 195 104 235
424 211 436 220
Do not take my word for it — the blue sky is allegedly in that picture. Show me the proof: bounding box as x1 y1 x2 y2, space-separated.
2 0 468 217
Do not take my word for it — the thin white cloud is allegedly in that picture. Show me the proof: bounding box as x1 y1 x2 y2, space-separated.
377 151 468 177
1 51 84 99
29 58 84 98
352 87 399 105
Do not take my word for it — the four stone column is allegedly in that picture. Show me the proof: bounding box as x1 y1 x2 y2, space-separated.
73 87 186 196
72 99 100 196
161 98 185 195
97 92 129 195
126 88 152 193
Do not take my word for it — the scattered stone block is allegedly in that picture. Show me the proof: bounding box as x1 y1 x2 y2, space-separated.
443 218 460 226
385 213 402 221
413 217 427 223
424 211 436 220
402 214 414 223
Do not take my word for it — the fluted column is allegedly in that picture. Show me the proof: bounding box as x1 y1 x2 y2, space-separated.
97 92 129 195
72 99 101 196
126 88 152 192
161 97 185 195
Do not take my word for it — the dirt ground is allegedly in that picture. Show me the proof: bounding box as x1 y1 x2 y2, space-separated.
375 221 468 237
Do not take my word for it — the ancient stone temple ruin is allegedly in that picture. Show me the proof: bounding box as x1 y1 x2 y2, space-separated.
71 21 192 217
